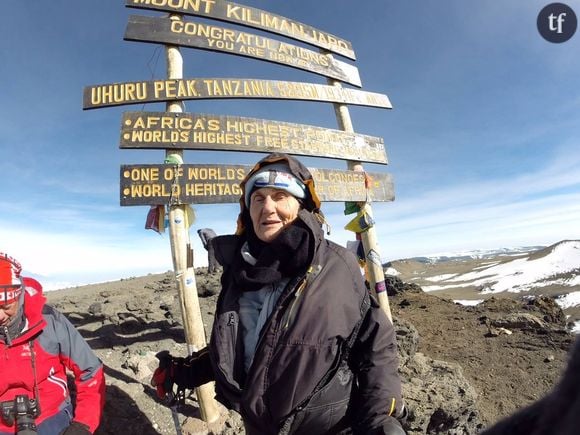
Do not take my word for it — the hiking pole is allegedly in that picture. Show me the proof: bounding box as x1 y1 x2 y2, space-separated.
167 392 184 435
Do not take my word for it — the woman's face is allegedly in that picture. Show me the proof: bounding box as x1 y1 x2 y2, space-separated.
249 187 301 242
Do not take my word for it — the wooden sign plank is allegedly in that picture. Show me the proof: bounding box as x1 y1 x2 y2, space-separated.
83 78 391 110
120 164 394 206
124 15 361 87
120 112 388 164
125 0 356 60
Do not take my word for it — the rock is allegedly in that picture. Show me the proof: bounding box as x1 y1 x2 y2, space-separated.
88 302 102 315
525 296 567 326
126 301 141 312
384 274 423 296
498 327 512 335
394 318 420 366
181 402 235 435
401 353 483 434
121 350 159 382
485 325 513 337
489 313 547 331
197 277 220 297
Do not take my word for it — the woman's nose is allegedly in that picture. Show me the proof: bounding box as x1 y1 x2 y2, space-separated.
262 195 277 212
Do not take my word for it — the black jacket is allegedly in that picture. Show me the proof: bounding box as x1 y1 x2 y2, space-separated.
203 211 403 434
186 153 403 434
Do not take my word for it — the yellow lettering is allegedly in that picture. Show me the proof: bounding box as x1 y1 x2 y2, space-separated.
133 117 146 128
128 167 159 181
226 5 241 20
89 82 147 106
184 79 198 97
165 80 177 98
154 81 164 98
207 119 220 131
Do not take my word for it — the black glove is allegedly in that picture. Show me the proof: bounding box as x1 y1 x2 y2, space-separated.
151 348 215 404
60 421 91 435
150 351 196 401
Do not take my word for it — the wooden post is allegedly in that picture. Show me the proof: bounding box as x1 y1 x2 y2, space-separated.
165 15 220 424
327 75 393 323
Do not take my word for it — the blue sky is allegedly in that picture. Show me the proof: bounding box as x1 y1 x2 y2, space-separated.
2 0 580 289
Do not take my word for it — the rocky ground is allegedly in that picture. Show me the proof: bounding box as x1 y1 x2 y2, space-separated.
46 269 576 434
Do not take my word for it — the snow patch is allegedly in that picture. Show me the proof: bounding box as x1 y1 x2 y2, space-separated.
422 282 475 292
425 241 580 294
454 299 484 306
424 273 458 282
555 291 580 309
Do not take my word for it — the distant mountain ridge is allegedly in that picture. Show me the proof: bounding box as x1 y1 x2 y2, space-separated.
408 245 546 264
388 240 580 331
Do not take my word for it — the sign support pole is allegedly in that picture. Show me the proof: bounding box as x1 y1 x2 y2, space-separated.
165 15 220 424
327 76 393 323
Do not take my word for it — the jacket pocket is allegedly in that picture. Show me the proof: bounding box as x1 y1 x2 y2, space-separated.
283 360 353 434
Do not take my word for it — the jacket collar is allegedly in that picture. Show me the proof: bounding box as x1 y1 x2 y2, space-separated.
2 284 46 346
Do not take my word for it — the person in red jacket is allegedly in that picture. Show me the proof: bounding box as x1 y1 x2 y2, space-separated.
0 252 105 434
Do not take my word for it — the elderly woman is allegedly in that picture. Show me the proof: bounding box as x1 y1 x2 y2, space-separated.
153 153 405 435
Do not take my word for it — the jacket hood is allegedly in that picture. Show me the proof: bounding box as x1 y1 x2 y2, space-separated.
9 277 46 346
236 153 323 235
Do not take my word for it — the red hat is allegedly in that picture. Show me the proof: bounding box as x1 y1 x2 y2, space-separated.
0 252 23 304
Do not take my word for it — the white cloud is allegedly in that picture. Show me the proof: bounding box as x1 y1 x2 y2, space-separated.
368 139 580 260
1 226 171 282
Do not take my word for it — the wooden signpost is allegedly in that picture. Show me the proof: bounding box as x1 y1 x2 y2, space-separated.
119 111 388 164
124 15 362 87
84 0 397 426
125 0 356 59
120 163 394 206
328 77 394 321
83 77 391 110
161 18 220 423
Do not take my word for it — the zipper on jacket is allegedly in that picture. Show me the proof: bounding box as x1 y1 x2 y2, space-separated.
281 277 308 330
280 264 323 331
1 326 12 346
